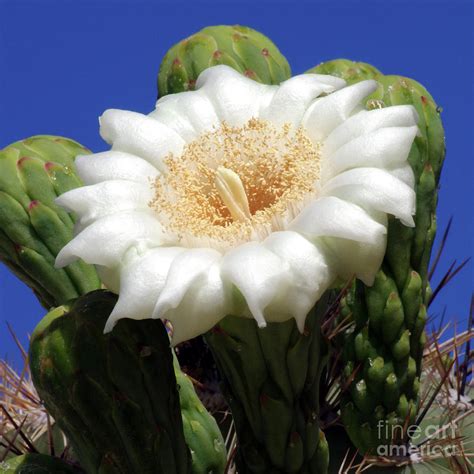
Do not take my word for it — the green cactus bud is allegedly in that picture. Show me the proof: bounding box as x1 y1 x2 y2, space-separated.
352 379 375 417
158 25 291 96
366 357 387 394
172 353 227 474
0 454 83 473
0 136 101 308
383 373 401 411
391 330 411 361
312 431 329 473
401 271 423 330
382 292 405 344
29 290 192 474
310 60 445 455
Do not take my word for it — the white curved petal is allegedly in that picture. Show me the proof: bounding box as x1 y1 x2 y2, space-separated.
196 65 276 125
56 180 153 229
321 168 416 226
324 105 419 155
387 163 416 188
55 211 169 268
289 196 387 244
151 92 220 142
99 109 185 172
104 247 185 333
163 262 230 345
220 242 290 328
75 152 159 185
260 74 345 128
153 248 222 317
320 236 386 286
302 80 379 142
263 231 332 331
321 125 418 181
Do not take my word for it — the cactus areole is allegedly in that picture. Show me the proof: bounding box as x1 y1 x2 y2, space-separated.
55 65 418 345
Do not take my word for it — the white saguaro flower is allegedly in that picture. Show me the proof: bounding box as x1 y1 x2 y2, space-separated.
56 65 418 344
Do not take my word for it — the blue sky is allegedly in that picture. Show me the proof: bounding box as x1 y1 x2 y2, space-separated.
0 0 472 367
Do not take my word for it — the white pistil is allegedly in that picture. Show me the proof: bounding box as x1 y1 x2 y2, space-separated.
215 166 252 222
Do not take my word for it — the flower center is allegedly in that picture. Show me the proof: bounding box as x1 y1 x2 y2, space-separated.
149 118 321 249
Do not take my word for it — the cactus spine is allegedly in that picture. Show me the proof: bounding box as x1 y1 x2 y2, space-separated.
307 60 445 453
158 25 291 96
0 136 101 308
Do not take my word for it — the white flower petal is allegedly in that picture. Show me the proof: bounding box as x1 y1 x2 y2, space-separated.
220 242 290 328
289 196 387 245
320 236 386 286
104 247 185 333
302 80 379 142
387 163 416 188
163 262 230 345
260 74 345 128
263 231 332 331
56 180 153 229
153 248 222 317
151 92 220 142
99 109 185 172
55 211 169 268
196 65 276 125
321 125 418 181
321 168 416 226
324 105 419 155
75 151 159 185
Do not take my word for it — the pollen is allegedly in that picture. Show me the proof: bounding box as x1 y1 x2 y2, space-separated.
149 118 321 249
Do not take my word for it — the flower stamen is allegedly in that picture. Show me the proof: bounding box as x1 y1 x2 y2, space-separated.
149 118 321 250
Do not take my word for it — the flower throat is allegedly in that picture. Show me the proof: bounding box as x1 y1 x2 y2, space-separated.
149 118 321 248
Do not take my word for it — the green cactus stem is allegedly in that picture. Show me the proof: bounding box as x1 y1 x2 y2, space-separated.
0 453 83 473
29 290 192 474
158 25 291 96
205 300 330 473
307 60 445 454
0 136 101 308
173 353 227 474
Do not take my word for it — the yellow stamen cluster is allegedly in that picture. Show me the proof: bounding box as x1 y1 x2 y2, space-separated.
149 118 320 249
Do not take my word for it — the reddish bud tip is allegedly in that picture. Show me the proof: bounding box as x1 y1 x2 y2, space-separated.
261 48 269 57
259 393 269 407
188 79 196 90
244 69 256 79
17 156 30 167
13 243 22 254
210 325 228 337
44 161 55 171
213 50 222 59
172 58 182 67
28 200 39 211
421 96 428 105
290 431 301 444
